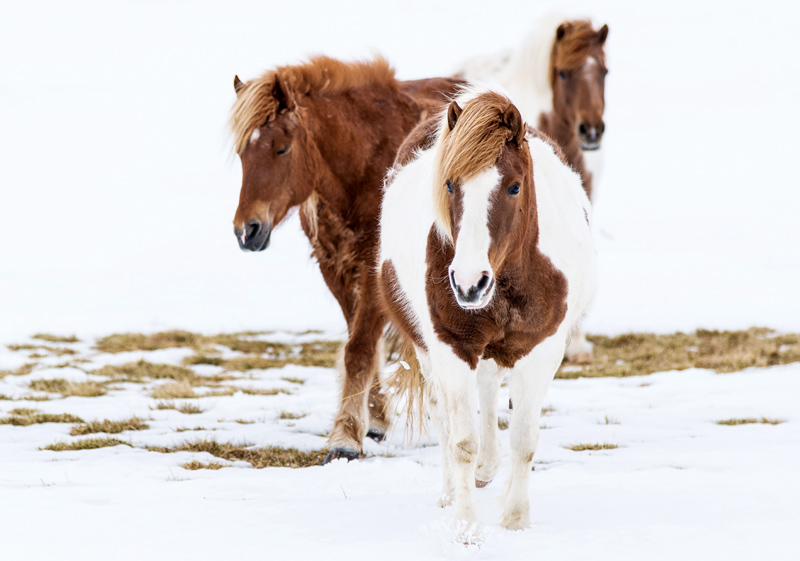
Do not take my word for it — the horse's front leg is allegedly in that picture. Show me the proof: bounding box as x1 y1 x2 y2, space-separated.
502 334 565 530
324 274 387 463
432 348 481 542
475 359 502 487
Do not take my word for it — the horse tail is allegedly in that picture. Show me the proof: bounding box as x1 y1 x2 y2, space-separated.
383 326 428 442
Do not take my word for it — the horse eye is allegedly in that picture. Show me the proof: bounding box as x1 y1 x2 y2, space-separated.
558 70 567 80
446 180 454 194
276 145 291 156
508 183 520 196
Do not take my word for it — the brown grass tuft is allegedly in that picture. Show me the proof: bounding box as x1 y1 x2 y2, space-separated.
278 411 306 420
70 416 149 435
150 439 327 468
43 438 131 451
1 408 84 426
94 361 196 383
29 379 107 398
557 328 800 379
151 401 206 414
0 363 37 378
33 334 81 343
151 381 198 399
567 442 619 452
181 460 226 470
716 417 785 426
238 387 289 396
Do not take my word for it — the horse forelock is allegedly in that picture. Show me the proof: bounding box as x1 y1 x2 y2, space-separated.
434 91 522 240
229 55 398 155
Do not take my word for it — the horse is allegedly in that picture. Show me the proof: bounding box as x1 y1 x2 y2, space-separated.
456 16 608 362
378 88 596 542
229 56 463 463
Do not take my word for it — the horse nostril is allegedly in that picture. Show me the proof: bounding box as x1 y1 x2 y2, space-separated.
598 122 605 135
246 221 261 240
476 273 491 292
579 123 588 136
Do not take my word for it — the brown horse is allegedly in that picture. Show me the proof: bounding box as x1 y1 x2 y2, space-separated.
229 56 462 462
378 87 596 542
456 16 609 199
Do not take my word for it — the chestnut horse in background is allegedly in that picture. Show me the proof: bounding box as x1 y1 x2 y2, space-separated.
230 56 462 463
457 16 608 360
378 89 596 542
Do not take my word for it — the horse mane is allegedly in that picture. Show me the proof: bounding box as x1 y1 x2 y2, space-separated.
229 56 397 154
433 89 522 239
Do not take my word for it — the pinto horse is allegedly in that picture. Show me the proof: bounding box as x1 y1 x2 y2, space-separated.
456 16 609 200
230 56 462 462
378 89 596 541
457 16 608 362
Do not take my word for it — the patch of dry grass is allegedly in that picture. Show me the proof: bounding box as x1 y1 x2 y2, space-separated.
29 379 107 398
567 443 619 452
716 417 785 426
7 344 76 356
43 438 131 451
278 411 306 420
0 363 37 378
281 376 306 385
151 381 198 399
94 361 196 384
151 401 205 414
175 426 210 432
1 408 84 426
557 328 800 379
238 387 290 396
497 417 509 431
149 439 327 468
70 416 149 435
33 334 81 344
181 460 226 470
183 355 225 367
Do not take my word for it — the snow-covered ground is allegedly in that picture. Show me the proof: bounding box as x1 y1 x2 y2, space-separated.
2 0 799 558
1 335 798 560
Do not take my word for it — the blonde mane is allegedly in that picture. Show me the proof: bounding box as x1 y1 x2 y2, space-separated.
549 20 605 81
433 91 521 238
229 56 397 154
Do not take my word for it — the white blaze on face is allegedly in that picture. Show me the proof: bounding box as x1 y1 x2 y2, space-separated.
249 128 260 145
449 167 500 291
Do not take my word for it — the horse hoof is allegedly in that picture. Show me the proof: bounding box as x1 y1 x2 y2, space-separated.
322 448 361 464
475 479 491 488
366 429 386 443
508 398 513 410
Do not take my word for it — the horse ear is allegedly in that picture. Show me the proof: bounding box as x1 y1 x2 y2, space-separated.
597 24 609 44
447 101 463 132
556 23 569 41
502 104 525 147
234 75 245 95
272 75 295 112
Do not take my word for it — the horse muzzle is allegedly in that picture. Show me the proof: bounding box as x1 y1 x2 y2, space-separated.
235 220 272 252
449 269 495 310
578 121 605 151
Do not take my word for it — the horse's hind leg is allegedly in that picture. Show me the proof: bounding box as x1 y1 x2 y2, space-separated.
475 359 502 487
503 333 565 530
324 278 386 463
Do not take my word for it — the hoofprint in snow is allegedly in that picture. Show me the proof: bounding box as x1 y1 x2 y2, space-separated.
1 333 798 560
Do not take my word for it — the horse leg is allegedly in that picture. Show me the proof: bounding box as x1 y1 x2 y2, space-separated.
502 334 565 531
324 276 386 463
475 359 502 487
366 337 390 442
428 383 454 507
432 347 481 543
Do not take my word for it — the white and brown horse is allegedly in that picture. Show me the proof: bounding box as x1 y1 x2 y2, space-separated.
457 16 608 362
378 89 596 541
230 56 462 462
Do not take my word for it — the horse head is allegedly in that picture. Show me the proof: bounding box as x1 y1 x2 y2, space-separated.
230 73 318 251
550 21 609 150
434 93 533 310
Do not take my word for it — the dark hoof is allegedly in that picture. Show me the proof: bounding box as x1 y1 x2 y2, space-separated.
322 448 361 464
475 479 491 488
366 429 386 443
509 398 513 410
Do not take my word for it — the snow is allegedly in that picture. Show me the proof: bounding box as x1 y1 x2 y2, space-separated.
1 0 799 558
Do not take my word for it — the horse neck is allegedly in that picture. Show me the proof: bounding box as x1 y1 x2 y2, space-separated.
537 110 589 197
